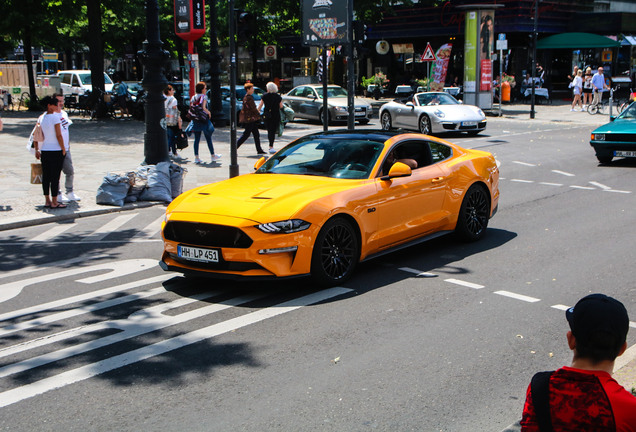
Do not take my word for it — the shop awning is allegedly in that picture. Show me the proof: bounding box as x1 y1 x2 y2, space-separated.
537 32 621 49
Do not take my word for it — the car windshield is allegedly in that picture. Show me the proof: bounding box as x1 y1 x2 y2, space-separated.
256 137 385 179
315 87 348 98
78 73 113 85
617 102 636 119
416 93 459 106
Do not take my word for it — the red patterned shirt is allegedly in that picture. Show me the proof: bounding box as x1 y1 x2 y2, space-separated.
521 366 636 432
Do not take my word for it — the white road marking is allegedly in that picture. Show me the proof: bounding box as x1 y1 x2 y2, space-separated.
30 224 76 242
570 185 596 190
512 161 536 166
0 274 173 324
0 254 108 281
551 304 569 311
494 291 540 303
538 182 563 187
605 189 631 194
399 267 437 278
551 170 575 177
589 181 611 190
132 214 165 240
81 213 139 242
511 179 534 183
444 279 484 289
0 287 351 408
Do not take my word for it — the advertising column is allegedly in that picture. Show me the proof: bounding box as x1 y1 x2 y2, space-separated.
461 6 497 110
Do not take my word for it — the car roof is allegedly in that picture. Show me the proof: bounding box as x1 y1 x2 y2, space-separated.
301 129 402 142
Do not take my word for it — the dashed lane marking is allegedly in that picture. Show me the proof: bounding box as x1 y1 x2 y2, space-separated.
511 179 534 183
399 267 437 277
513 161 536 166
444 279 484 289
538 182 564 186
494 291 540 303
589 181 611 190
570 185 596 190
551 170 575 177
605 189 631 194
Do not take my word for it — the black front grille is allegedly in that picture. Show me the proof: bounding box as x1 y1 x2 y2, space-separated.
442 123 457 130
478 121 487 128
169 253 263 271
601 134 636 143
164 221 253 248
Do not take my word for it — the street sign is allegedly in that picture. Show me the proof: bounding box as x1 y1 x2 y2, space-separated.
302 0 349 46
174 0 206 41
421 43 436 62
264 45 277 60
498 33 506 40
496 39 508 50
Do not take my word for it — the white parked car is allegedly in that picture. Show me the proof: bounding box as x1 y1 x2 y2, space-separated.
58 70 114 96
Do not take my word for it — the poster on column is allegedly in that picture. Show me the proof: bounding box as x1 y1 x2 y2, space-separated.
479 11 493 91
464 11 477 93
430 43 453 92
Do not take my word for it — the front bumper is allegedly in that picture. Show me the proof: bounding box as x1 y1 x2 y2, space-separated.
435 119 487 133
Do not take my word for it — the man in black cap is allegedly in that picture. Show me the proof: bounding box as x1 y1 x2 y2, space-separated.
520 294 636 431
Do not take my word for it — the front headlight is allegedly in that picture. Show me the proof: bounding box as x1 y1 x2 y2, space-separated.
592 133 605 141
433 109 445 118
257 219 311 234
333 106 347 112
477 109 485 117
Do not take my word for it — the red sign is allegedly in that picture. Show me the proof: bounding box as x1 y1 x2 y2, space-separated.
175 0 206 41
480 59 492 91
421 43 436 62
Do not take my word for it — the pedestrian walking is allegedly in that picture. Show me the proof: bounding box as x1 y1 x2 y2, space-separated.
570 70 583 112
258 82 283 154
591 66 608 108
53 93 80 203
114 76 131 120
520 293 636 431
164 85 183 159
189 82 221 164
582 67 593 109
33 96 67 209
236 82 266 155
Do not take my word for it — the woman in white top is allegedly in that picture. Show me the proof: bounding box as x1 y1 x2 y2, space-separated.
34 96 67 208
571 69 583 112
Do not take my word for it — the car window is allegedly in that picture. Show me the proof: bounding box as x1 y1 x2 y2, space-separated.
289 87 304 97
61 74 71 85
617 102 636 119
316 87 347 98
256 137 385 179
380 140 431 176
429 142 452 163
416 93 459 106
77 72 113 85
72 75 81 86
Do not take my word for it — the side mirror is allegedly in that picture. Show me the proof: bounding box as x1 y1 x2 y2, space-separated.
406 102 415 108
380 162 412 181
457 99 464 104
254 157 267 170
610 116 616 122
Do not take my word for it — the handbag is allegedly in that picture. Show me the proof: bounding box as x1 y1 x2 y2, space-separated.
187 95 209 122
27 114 46 155
176 130 189 150
30 163 43 184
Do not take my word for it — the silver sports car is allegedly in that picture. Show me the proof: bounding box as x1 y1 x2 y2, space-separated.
379 92 487 136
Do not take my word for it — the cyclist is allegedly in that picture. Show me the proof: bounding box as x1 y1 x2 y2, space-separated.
590 67 608 109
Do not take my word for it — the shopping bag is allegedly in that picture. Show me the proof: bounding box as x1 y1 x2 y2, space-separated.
176 130 189 150
30 163 43 184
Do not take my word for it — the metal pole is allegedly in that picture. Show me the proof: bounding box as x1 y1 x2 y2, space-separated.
229 0 238 178
322 47 328 132
347 0 354 130
499 48 503 116
530 0 538 119
140 0 169 165
206 0 227 126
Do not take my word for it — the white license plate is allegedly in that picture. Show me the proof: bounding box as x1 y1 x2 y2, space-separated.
178 245 219 263
615 150 636 157
462 121 477 126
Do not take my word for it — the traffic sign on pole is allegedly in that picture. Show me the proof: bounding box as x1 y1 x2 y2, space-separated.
421 43 436 62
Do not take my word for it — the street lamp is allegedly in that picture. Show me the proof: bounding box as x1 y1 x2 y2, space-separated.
530 0 540 119
206 0 227 127
139 0 170 165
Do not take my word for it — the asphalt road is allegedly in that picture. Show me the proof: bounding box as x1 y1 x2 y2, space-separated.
0 119 635 431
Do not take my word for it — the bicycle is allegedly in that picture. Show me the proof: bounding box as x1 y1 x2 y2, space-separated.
587 86 620 115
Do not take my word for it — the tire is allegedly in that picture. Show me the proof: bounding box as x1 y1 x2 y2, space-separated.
455 184 490 242
588 104 599 115
381 112 392 131
596 155 613 164
419 114 432 135
311 217 359 287
320 109 331 126
467 130 481 136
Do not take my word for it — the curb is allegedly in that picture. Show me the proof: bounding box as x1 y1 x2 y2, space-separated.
0 201 164 232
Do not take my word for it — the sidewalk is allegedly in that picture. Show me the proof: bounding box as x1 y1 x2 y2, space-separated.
1 99 634 397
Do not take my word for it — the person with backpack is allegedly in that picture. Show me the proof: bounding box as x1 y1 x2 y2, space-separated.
520 293 636 431
188 82 221 164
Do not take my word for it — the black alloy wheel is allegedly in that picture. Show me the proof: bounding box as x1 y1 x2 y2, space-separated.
381 112 392 130
311 218 359 287
419 114 432 135
455 184 490 242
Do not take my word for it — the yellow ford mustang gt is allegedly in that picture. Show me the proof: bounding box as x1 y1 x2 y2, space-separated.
160 130 499 286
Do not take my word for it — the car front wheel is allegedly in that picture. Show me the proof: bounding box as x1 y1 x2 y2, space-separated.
455 184 490 242
320 109 331 126
381 112 392 130
419 114 432 135
311 217 359 287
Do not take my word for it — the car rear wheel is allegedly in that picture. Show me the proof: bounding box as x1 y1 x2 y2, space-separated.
455 184 490 242
320 109 331 126
381 112 392 130
596 155 613 164
419 114 432 134
311 217 359 287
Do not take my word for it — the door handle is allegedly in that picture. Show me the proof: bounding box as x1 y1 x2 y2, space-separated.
431 177 445 183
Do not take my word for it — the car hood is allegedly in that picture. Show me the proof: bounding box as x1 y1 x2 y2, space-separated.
170 174 364 223
592 119 636 134
426 105 484 118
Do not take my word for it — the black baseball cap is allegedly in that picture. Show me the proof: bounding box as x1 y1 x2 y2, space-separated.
566 294 629 346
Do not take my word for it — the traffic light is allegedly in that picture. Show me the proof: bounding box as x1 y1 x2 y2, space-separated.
353 20 367 47
237 10 253 39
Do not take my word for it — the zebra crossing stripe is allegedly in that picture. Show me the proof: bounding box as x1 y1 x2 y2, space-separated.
81 213 139 242
0 287 351 408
